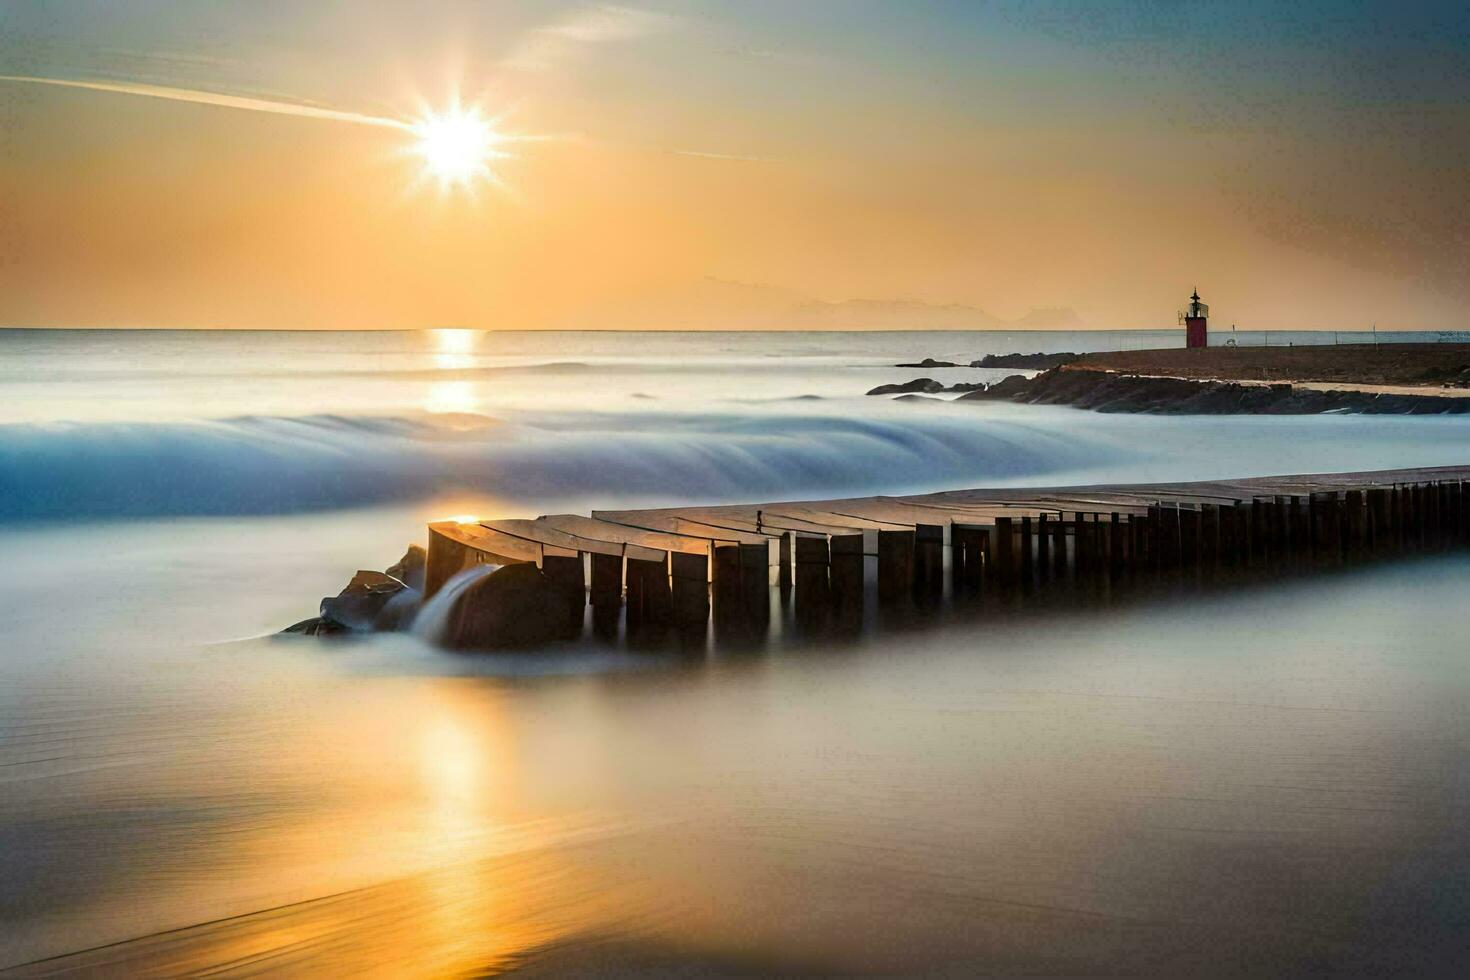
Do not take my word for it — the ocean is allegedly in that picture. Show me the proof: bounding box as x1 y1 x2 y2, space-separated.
2 328 1469 974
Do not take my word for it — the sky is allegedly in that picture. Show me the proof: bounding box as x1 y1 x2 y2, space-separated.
1 0 1467 331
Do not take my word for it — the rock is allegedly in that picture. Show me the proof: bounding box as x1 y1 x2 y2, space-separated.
949 367 1470 415
957 374 1030 400
893 393 942 401
281 616 350 637
895 358 958 367
970 352 1078 369
439 563 569 650
385 544 426 591
940 381 987 393
320 569 406 631
866 378 945 396
373 587 423 632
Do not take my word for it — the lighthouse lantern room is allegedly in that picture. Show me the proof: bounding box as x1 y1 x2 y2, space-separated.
1180 289 1209 349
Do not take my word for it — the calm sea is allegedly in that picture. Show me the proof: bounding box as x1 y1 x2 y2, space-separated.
2 328 1468 974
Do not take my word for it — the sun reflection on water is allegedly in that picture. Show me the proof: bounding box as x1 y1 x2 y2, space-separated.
429 327 481 370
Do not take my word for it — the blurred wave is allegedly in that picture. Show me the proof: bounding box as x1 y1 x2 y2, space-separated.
0 410 1122 520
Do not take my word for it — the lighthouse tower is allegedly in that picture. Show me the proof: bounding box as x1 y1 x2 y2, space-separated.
1180 289 1209 349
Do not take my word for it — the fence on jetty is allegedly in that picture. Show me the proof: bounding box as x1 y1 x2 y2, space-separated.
425 465 1470 641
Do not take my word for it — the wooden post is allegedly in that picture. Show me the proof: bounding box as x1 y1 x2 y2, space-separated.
589 551 623 608
951 525 984 593
1053 517 1068 578
1456 480 1468 543
1110 512 1124 577
1288 495 1307 555
1180 506 1200 569
1325 492 1343 561
1144 505 1161 569
1434 482 1448 546
993 517 1015 588
1344 490 1366 557
1200 504 1219 568
1367 487 1390 551
914 523 944 597
829 533 864 612
626 555 673 629
1393 485 1407 549
777 532 793 590
541 552 586 631
793 535 831 608
1036 513 1051 577
1019 516 1034 586
739 543 770 626
671 550 711 626
877 529 916 603
711 544 741 625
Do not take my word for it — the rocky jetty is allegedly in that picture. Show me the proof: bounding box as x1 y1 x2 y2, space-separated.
867 378 944 395
961 368 1470 414
282 545 426 637
868 378 989 396
282 544 575 650
969 352 1078 369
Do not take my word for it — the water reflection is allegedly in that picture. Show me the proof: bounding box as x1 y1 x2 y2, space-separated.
5 556 1470 975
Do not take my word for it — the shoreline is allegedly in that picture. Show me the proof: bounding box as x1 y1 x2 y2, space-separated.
963 366 1470 414
874 344 1470 414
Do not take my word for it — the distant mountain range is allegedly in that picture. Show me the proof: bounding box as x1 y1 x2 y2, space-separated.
575 278 1085 330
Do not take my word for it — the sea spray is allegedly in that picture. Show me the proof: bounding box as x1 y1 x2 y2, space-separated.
413 564 500 646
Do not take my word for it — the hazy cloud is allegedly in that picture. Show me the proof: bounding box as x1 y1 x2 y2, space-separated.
500 5 673 73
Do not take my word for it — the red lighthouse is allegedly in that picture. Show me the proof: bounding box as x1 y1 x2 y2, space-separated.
1180 289 1209 349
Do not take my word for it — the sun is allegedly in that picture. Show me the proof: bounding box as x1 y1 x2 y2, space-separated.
409 106 507 189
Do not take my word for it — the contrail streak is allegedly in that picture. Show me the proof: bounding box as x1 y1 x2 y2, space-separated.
0 75 410 130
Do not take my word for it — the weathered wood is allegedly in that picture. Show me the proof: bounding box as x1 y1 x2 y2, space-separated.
1019 516 1034 586
877 529 916 603
589 552 623 607
993 517 1015 588
431 464 1470 639
914 523 944 596
829 533 864 610
951 524 984 593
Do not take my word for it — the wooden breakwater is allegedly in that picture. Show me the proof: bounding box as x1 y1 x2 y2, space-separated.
425 464 1470 641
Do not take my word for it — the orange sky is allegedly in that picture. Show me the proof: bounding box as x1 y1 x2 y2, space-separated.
1 2 1467 331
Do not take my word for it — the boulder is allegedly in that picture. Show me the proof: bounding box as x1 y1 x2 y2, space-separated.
439 563 569 650
373 587 423 632
385 544 426 591
281 616 350 637
866 378 945 396
320 570 405 631
957 374 1031 400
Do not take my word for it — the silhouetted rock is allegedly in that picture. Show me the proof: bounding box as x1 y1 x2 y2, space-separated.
957 374 1030 400
866 378 944 395
439 563 567 650
385 544 426 591
319 570 405 631
895 358 958 367
970 352 1078 369
940 381 987 393
281 616 350 637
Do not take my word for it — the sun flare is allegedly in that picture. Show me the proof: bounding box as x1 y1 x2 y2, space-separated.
410 107 507 189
